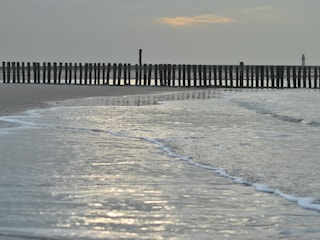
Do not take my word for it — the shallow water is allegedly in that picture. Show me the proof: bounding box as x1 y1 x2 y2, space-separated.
0 89 319 239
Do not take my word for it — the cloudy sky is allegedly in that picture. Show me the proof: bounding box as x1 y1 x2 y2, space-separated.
0 0 319 65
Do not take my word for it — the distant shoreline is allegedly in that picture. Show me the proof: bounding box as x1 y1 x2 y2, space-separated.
0 84 191 117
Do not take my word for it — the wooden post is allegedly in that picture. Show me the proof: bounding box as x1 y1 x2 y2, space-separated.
218 65 222 87
74 63 77 85
139 49 142 65
107 63 111 85
203 65 207 87
239 62 244 87
303 66 307 88
187 65 191 87
177 64 181 87
182 64 186 87
79 63 83 85
292 66 297 88
128 63 131 85
308 66 312 88
123 63 127 85
192 65 197 86
88 63 93 85
58 62 63 84
143 64 147 85
6 62 11 83
198 65 202 87
159 64 163 86
314 67 318 88
224 65 228 87
172 64 176 87
297 66 301 88
32 62 36 83
265 66 269 88
68 63 72 84
16 62 20 83
94 63 97 85
208 65 212 87
2 62 5 83
65 63 68 84
286 66 291 88
213 65 217 87
27 62 31 83
43 62 47 84
148 64 152 86
102 63 106 84
260 66 264 88
12 62 16 83
229 65 233 87
53 62 57 84
118 63 122 85
22 62 25 83
167 64 172 86
112 63 116 85
135 64 139 85
47 62 51 84
154 64 158 86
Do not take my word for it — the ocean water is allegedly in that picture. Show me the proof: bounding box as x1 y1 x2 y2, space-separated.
0 88 319 239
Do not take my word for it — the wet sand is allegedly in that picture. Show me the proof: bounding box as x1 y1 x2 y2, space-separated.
0 84 189 116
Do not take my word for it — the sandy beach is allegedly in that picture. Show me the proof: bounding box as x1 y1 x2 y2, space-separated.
0 84 189 116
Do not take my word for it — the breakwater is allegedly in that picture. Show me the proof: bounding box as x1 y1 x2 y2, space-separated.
1 61 320 88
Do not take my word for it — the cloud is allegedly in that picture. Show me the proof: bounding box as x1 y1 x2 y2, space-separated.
156 14 235 27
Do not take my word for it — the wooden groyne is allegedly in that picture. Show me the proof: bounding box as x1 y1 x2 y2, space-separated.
1 61 320 88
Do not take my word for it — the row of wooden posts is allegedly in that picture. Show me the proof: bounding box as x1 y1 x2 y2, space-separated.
1 61 320 88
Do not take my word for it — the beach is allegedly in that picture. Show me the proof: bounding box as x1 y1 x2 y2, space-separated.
0 84 188 116
0 85 319 239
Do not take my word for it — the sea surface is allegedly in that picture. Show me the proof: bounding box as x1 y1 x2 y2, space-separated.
0 88 319 239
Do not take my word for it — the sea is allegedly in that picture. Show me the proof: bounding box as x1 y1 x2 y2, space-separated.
0 88 319 239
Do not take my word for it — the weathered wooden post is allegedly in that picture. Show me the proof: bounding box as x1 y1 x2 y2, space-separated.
53 62 57 84
308 66 312 88
74 63 77 84
314 67 318 88
135 64 139 85
118 63 122 85
79 63 83 85
64 63 68 84
229 65 233 87
158 64 163 86
143 64 147 86
47 62 51 84
239 62 244 87
198 65 203 87
292 66 297 88
148 64 152 86
107 63 111 85
208 65 212 87
303 66 307 88
22 62 25 83
94 63 97 85
286 66 291 88
139 49 142 65
112 63 117 85
58 62 63 84
16 62 20 83
297 66 301 88
12 62 16 83
2 62 5 83
88 63 93 85
43 62 47 84
84 63 88 85
213 65 217 87
182 64 186 87
187 65 191 87
102 63 106 84
172 64 176 87
68 63 72 84
128 63 131 85
27 62 31 83
154 64 158 86
203 65 207 87
6 62 11 83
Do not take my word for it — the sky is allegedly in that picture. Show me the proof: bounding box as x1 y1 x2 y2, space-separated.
0 0 319 65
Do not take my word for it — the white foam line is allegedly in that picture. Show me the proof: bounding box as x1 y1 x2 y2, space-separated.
139 136 320 212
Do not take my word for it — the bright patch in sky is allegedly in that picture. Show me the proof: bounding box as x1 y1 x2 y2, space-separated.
156 14 235 27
